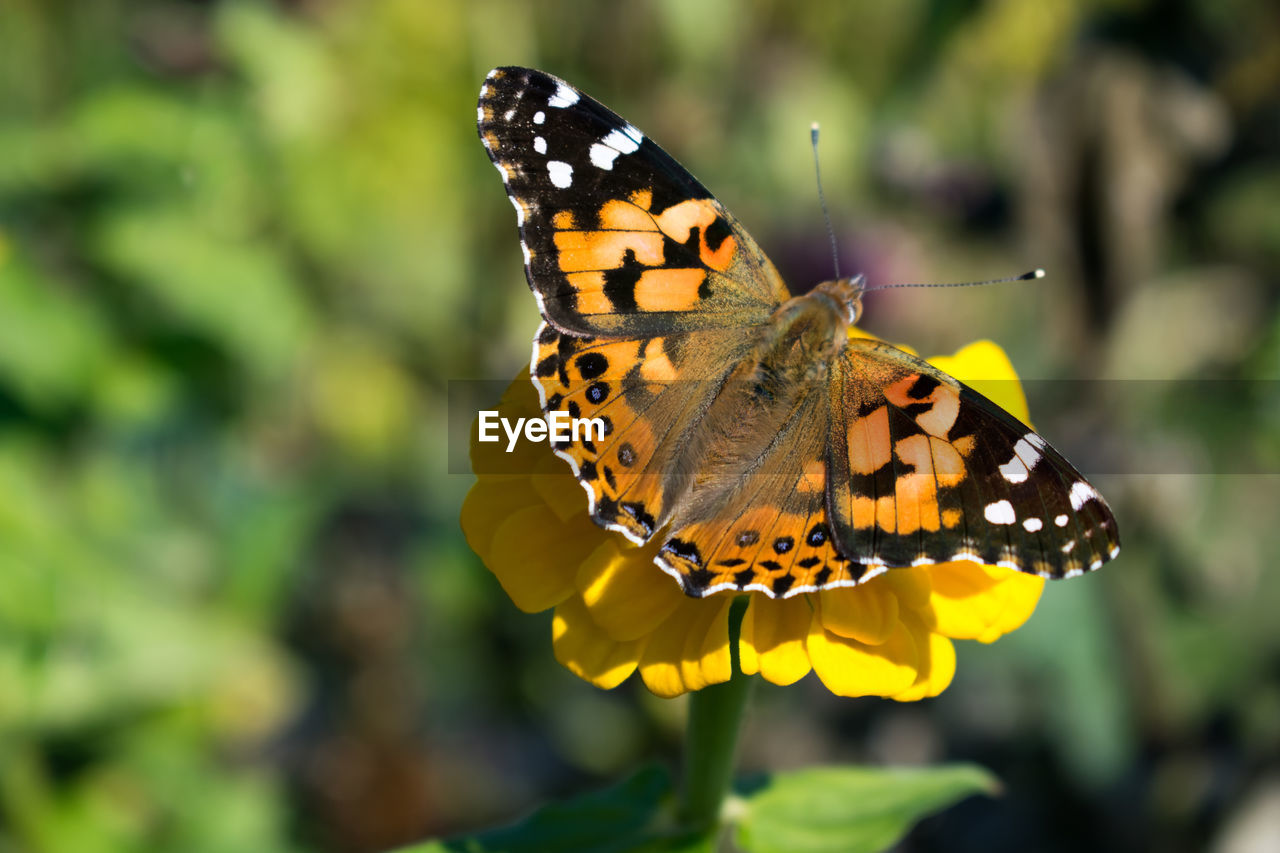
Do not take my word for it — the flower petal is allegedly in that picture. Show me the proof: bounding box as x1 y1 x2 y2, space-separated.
807 604 919 697
576 540 682 642
460 476 542 564
471 369 547 476
892 620 957 702
929 562 1045 643
487 504 601 613
819 578 900 645
553 594 642 689
740 596 813 686
927 340 1030 424
531 451 591 522
639 597 733 699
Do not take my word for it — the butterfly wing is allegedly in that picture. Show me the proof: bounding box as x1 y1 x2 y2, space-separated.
827 338 1120 581
653 381 861 598
532 321 756 545
481 67 797 547
478 67 788 337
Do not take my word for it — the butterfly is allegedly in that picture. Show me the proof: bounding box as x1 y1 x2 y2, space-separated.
476 66 1119 599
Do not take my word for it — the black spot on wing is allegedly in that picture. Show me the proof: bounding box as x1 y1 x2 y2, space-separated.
603 251 642 313
576 352 608 379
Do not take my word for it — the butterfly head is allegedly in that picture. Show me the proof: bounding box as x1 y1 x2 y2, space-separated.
811 274 865 327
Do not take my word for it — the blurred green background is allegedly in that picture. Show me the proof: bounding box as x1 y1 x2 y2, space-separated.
1 1 1278 851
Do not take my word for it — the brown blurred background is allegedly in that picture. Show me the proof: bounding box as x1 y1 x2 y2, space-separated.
0 1 1278 851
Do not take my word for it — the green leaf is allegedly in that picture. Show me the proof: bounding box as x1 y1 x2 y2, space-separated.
734 764 999 853
396 765 710 853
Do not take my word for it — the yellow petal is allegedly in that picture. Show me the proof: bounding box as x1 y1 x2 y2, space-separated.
819 578 899 645
639 597 733 699
740 596 813 686
893 623 956 702
806 604 919 697
531 451 592 522
929 562 1045 643
927 340 1030 424
470 370 547 477
553 594 642 689
576 540 683 642
881 567 933 611
460 476 543 564
487 504 601 613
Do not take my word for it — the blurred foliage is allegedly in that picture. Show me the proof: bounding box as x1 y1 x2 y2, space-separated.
0 1 1277 852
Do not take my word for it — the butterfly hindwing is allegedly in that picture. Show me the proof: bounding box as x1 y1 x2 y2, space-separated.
478 67 788 338
532 322 759 546
654 386 866 598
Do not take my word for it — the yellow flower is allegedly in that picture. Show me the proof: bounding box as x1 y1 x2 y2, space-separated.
461 340 1045 699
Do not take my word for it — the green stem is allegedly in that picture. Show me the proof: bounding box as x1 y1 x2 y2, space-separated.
677 597 753 832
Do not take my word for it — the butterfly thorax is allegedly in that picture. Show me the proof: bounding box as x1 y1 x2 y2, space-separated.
756 276 865 379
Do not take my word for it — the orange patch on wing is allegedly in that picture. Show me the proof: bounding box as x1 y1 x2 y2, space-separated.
553 209 577 230
634 269 706 312
554 230 665 272
851 495 876 529
930 438 966 487
876 495 897 532
798 459 825 494
941 508 963 528
567 272 612 315
885 376 960 437
915 390 960 437
640 339 677 382
847 406 891 475
597 199 656 231
653 200 736 273
893 435 942 533
629 189 653 210
953 435 976 456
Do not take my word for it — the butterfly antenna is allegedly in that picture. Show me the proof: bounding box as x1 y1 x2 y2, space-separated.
864 268 1045 292
811 123 841 280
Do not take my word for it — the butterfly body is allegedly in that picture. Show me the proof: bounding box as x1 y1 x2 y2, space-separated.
478 67 1120 599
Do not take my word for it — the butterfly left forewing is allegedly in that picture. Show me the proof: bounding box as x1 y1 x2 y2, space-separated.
827 338 1120 579
478 67 788 338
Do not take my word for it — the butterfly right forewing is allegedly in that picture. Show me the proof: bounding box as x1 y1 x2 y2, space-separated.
827 338 1119 579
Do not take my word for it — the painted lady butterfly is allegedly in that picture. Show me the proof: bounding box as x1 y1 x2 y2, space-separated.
477 67 1119 599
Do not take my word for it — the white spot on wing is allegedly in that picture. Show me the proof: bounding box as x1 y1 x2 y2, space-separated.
548 81 579 108
1055 514 1069 527
589 143 620 170
476 106 485 122
1013 436 1042 468
547 160 573 188
533 110 545 124
984 500 1016 525
999 454 1029 484
533 136 547 154
601 127 642 154
503 108 515 121
1022 517 1043 532
1069 481 1098 510
1025 433 1048 451
1109 545 1120 559
1061 540 1076 553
